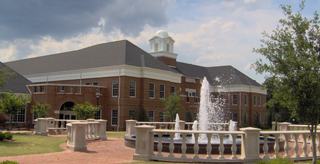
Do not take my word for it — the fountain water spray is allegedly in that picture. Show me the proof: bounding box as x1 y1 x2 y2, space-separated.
174 113 180 139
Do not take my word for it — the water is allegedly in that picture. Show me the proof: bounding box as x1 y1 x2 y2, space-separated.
174 113 180 139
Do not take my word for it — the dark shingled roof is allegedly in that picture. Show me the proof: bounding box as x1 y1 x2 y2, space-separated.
175 62 261 87
5 40 179 75
0 62 32 94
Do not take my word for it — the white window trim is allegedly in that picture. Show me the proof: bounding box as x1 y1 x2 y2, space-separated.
112 81 118 97
111 110 117 126
95 109 101 119
149 110 154 122
130 81 136 98
9 108 26 123
149 83 155 99
232 95 238 105
160 84 165 99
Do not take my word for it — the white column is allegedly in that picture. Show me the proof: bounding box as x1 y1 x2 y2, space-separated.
126 120 137 136
133 125 155 161
240 127 261 163
68 122 87 152
34 118 48 136
97 119 107 140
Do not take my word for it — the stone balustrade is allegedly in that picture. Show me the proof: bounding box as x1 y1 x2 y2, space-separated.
34 118 107 152
133 125 320 163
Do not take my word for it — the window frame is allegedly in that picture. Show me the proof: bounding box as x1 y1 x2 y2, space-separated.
111 110 118 126
149 110 154 122
160 84 165 99
232 94 238 105
170 86 175 94
129 110 135 120
130 81 136 97
149 83 155 98
244 95 247 105
112 81 119 97
232 113 238 121
159 111 165 122
254 96 257 106
94 109 101 119
11 108 26 123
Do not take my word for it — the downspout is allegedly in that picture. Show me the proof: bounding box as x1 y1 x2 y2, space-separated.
239 87 242 125
80 72 82 93
117 68 121 131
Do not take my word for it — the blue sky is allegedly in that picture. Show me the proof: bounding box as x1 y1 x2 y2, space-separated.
0 0 319 84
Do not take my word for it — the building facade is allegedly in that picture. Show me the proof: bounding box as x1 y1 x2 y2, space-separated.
4 31 267 131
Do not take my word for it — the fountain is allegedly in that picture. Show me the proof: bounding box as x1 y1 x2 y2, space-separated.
174 113 180 139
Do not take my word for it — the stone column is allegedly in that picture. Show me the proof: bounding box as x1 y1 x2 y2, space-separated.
68 122 87 152
240 127 261 163
272 122 277 131
179 120 185 130
126 120 137 136
46 117 55 128
133 125 155 161
278 122 291 131
34 118 48 136
97 119 107 140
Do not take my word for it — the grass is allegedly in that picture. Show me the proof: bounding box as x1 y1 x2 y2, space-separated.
106 131 126 138
0 133 66 157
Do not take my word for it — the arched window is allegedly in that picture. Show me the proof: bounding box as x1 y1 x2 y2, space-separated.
166 43 169 52
155 43 158 52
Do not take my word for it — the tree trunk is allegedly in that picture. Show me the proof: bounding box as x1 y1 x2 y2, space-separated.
8 114 12 132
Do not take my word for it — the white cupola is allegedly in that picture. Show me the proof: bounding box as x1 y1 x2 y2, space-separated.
149 30 178 67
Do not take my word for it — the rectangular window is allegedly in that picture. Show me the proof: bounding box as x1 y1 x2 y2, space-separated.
94 109 101 119
194 113 198 121
170 86 175 94
232 113 238 121
254 96 257 106
130 81 136 97
159 111 165 122
60 86 65 92
149 83 155 98
244 95 247 105
186 92 189 102
129 110 135 120
112 81 118 97
111 110 117 126
160 84 165 98
232 94 238 105
194 96 198 103
258 96 261 106
85 82 90 85
149 111 154 122
11 108 26 123
93 82 98 86
34 86 37 93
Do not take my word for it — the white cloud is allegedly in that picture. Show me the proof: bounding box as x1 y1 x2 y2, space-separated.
0 44 16 62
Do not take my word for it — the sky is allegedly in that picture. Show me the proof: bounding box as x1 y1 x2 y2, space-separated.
1 0 319 84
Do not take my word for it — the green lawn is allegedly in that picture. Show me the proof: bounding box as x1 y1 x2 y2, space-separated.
0 133 66 157
106 131 126 138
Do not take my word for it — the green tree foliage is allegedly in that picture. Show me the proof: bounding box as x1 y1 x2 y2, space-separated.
252 1 320 163
241 110 249 127
160 93 184 122
0 65 15 91
137 106 149 121
31 102 51 119
253 112 261 128
0 111 9 124
133 106 138 120
185 110 193 122
73 102 99 120
0 92 30 131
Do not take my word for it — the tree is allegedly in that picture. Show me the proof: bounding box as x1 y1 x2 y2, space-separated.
137 106 149 121
252 1 320 163
0 92 30 131
31 102 51 119
73 102 99 120
185 110 193 122
241 110 249 127
160 93 184 122
253 112 261 128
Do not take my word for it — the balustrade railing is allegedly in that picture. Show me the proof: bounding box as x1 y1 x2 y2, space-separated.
132 124 320 163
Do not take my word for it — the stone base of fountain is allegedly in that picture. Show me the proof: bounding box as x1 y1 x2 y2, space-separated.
124 135 284 154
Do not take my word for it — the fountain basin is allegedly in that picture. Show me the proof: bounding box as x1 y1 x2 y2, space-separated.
124 134 284 154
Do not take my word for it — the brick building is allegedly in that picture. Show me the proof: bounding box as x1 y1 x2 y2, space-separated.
4 30 267 131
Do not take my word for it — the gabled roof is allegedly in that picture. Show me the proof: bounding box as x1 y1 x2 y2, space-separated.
5 40 179 75
175 61 261 87
0 62 32 94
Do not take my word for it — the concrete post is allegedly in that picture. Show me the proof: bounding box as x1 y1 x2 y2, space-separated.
126 120 137 136
278 122 291 131
47 117 55 128
272 122 277 131
34 118 48 136
68 122 87 152
240 127 261 163
97 119 107 140
133 125 155 161
179 120 185 130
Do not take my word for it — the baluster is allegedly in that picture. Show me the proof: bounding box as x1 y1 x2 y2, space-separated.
206 133 213 159
187 124 190 130
168 132 175 158
317 133 320 156
157 132 163 157
85 124 88 140
301 133 308 157
193 133 199 159
231 134 237 159
181 133 187 159
262 134 269 159
283 134 290 157
94 123 98 139
292 133 300 158
309 134 314 157
218 134 225 159
273 134 280 159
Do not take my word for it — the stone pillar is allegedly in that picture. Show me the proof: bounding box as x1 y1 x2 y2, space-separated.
68 122 87 152
97 119 107 140
126 120 137 136
34 118 48 136
179 120 185 130
240 127 261 163
133 125 155 161
272 122 277 131
47 117 55 128
278 122 291 131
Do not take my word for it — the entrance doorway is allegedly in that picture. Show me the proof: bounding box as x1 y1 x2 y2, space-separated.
59 101 77 126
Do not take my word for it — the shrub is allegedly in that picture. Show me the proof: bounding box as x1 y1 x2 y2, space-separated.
4 132 13 140
255 157 293 164
0 132 5 141
0 160 19 164
0 111 9 124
